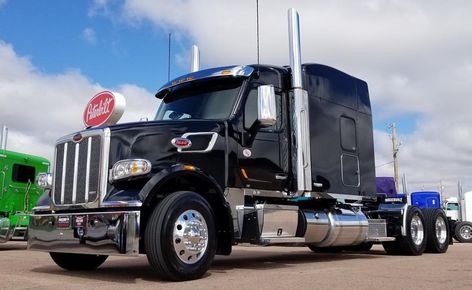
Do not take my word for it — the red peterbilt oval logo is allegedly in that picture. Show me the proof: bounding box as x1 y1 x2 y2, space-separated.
171 137 192 149
83 91 126 127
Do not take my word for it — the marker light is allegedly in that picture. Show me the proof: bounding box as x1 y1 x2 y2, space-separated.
36 172 53 189
110 159 151 182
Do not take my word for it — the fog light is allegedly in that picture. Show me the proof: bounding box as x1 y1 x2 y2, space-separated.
110 159 151 181
36 172 52 189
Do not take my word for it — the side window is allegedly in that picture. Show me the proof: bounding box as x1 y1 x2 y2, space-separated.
244 87 282 131
12 164 36 183
340 116 357 152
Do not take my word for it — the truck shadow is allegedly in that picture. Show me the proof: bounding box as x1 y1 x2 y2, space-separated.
0 242 27 251
211 248 385 271
31 248 386 284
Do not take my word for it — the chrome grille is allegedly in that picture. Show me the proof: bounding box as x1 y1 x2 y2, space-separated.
53 134 102 205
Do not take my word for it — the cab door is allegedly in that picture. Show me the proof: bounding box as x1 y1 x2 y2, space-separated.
237 86 289 191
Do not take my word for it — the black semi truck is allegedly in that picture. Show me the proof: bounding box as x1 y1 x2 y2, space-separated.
29 9 450 281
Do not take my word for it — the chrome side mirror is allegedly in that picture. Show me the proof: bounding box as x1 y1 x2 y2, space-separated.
257 85 276 127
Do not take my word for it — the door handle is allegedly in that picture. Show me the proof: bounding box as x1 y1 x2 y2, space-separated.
275 173 288 180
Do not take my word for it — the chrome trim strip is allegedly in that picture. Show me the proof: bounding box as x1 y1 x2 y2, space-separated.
178 132 218 153
101 201 143 207
60 142 68 204
72 143 80 204
327 193 364 201
32 205 51 211
85 137 91 203
401 204 409 236
99 128 111 204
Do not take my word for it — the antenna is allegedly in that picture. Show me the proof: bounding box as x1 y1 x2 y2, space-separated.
256 0 260 67
167 33 171 81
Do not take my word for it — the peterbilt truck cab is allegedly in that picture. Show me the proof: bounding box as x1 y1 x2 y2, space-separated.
28 9 450 281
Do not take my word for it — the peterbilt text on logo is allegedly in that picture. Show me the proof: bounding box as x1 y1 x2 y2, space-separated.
85 98 113 123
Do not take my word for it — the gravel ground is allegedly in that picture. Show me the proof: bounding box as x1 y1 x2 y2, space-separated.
1 242 471 290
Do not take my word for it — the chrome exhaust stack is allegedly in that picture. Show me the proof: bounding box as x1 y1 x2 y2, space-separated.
1 125 7 150
190 44 200 72
288 9 312 194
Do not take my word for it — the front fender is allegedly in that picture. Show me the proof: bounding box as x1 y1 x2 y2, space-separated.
139 163 224 206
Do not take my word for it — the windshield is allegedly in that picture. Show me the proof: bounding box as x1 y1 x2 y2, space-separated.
446 203 459 210
155 78 244 121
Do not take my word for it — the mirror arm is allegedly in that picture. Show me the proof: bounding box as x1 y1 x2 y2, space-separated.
242 121 261 147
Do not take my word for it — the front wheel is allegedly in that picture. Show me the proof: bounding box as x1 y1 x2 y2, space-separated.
49 252 108 271
455 221 472 243
145 191 216 281
382 206 427 255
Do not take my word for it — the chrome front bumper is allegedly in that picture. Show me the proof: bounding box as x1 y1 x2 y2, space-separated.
28 211 140 256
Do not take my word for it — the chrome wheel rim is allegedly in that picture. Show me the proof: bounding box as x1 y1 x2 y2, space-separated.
173 209 208 264
435 216 447 244
460 225 472 240
411 214 424 246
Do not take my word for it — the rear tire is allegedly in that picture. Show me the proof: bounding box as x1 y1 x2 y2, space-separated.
382 206 427 255
50 253 108 271
422 208 450 253
454 221 472 243
145 191 216 281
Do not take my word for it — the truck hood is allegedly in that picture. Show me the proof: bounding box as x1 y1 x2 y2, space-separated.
107 120 226 167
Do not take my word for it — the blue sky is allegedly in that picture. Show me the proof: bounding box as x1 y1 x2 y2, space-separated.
0 0 415 134
1 0 471 194
0 0 188 91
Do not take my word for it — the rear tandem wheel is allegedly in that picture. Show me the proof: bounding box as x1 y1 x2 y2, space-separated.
382 206 427 255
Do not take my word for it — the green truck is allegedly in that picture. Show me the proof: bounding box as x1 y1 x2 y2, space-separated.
0 149 49 242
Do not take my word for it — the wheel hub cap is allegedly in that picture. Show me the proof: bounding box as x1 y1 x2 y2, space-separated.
460 225 472 240
173 209 208 264
411 214 424 246
435 216 447 244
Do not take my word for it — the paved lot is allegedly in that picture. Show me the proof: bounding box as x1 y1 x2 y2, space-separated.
1 242 472 289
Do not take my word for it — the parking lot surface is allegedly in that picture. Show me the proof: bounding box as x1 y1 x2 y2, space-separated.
1 242 471 289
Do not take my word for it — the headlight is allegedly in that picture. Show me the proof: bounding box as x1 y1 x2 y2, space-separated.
110 159 151 182
36 172 52 189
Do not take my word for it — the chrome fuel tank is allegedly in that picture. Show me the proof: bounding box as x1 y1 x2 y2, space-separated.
303 208 368 247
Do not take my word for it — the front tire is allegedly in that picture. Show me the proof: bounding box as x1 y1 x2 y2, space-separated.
454 221 472 243
49 253 108 271
422 208 450 253
145 191 216 281
382 206 427 255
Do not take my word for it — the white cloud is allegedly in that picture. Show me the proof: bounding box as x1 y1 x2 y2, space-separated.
0 41 157 161
0 0 6 8
81 27 97 44
88 0 111 17
116 0 472 195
